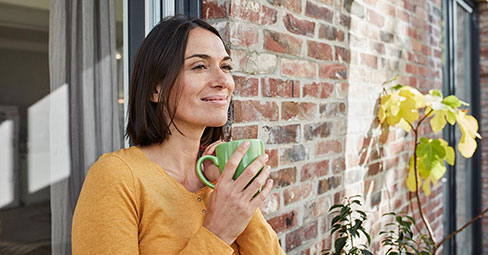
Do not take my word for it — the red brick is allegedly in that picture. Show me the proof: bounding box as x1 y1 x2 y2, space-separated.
280 145 308 164
370 41 385 54
340 13 351 27
284 183 314 205
303 82 334 99
231 0 277 25
281 101 317 120
283 13 315 37
201 0 229 19
264 30 302 56
337 29 345 42
262 124 300 144
269 167 297 188
301 160 329 181
268 0 302 14
307 40 333 60
398 10 410 22
265 148 278 168
335 46 350 62
319 63 347 79
229 23 258 47
319 102 346 118
319 23 336 40
304 196 329 222
262 78 300 98
305 1 333 22
406 63 417 74
304 122 331 140
233 76 258 97
367 162 383 176
360 53 378 69
331 157 345 174
267 210 299 233
286 222 318 251
281 58 316 79
315 139 342 156
231 125 258 140
233 100 279 122
367 9 385 27
318 176 341 194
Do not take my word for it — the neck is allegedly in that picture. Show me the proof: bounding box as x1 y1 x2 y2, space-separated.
141 122 206 192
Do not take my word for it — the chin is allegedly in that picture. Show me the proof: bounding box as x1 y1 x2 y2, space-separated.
204 116 229 127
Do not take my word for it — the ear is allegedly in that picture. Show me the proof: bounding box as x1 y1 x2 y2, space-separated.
151 85 161 103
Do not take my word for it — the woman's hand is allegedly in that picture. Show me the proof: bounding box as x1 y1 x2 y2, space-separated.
200 140 224 182
203 141 274 245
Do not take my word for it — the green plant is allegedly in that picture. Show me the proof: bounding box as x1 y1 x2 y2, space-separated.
380 212 433 255
323 195 372 255
377 80 485 254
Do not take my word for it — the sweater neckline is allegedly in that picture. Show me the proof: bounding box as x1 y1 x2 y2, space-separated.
130 146 210 197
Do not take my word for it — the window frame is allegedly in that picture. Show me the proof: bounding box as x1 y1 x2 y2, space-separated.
442 0 482 254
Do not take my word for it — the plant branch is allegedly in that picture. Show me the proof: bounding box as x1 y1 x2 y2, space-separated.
412 126 437 248
435 207 488 250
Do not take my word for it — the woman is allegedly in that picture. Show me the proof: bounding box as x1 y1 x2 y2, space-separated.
72 15 284 254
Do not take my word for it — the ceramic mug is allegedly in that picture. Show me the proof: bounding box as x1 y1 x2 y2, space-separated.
196 139 265 189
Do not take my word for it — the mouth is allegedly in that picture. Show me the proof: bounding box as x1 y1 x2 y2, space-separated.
201 95 228 102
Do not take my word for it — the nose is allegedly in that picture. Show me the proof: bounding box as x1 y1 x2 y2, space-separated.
209 66 234 90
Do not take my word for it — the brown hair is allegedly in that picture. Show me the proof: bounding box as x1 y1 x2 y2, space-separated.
126 15 230 147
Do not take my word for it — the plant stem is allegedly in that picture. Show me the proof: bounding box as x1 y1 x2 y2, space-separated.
412 126 437 249
348 201 354 250
435 207 488 250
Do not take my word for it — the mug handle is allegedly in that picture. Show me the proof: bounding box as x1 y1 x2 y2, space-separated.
196 155 219 189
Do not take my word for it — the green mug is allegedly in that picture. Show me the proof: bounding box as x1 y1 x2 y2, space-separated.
196 139 265 189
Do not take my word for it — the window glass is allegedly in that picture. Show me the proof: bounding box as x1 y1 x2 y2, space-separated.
454 3 473 255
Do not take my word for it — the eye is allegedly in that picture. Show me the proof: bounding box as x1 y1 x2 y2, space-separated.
221 65 233 71
192 64 206 70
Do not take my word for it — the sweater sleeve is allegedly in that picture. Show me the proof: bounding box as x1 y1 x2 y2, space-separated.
72 155 140 255
236 209 286 255
178 226 235 255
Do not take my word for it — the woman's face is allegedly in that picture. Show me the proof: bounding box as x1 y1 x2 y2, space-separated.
170 27 235 129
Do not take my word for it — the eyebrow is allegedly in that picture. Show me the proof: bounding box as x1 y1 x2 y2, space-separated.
185 54 232 61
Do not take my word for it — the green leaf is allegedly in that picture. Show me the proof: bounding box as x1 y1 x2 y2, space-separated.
334 237 348 253
442 95 461 108
391 84 403 90
360 227 371 244
416 138 446 170
329 204 344 212
331 215 342 226
429 89 442 97
446 110 456 125
430 160 446 180
361 249 373 255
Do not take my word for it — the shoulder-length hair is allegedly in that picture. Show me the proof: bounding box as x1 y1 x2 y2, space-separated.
126 15 230 147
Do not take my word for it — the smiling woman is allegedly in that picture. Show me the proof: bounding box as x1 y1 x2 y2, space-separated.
71 15 285 255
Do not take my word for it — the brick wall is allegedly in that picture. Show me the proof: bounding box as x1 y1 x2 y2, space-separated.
478 1 488 254
203 0 444 253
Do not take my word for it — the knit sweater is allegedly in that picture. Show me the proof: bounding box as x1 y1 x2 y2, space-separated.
72 146 285 254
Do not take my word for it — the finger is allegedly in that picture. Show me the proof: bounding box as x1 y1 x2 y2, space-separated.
249 178 274 209
241 165 271 200
220 141 250 183
233 154 269 193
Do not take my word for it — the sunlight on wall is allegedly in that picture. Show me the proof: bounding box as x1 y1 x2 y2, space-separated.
0 119 14 207
27 84 71 193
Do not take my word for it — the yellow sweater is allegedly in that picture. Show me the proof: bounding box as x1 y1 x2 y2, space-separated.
72 146 285 254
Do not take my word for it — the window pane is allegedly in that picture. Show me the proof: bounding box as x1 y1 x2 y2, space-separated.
454 3 473 255
0 0 51 253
